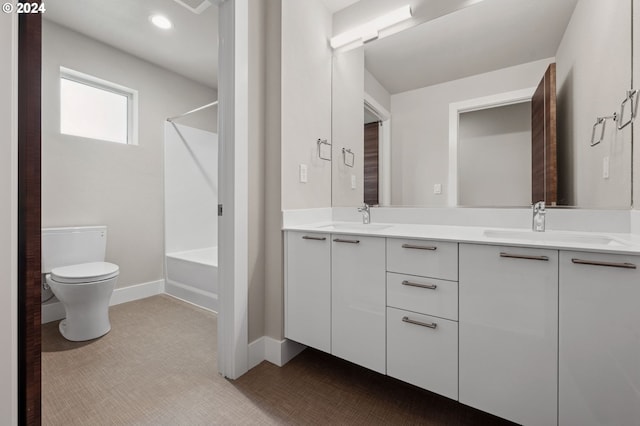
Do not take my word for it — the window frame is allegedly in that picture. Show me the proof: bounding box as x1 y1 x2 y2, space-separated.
59 67 139 145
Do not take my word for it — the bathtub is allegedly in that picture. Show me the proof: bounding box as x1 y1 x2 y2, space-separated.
165 247 218 312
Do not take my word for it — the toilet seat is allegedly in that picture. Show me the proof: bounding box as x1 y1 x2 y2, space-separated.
50 261 119 284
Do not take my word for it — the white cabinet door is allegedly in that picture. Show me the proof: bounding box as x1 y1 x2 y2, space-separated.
559 251 640 426
285 231 331 353
332 235 386 374
459 244 558 426
387 307 458 400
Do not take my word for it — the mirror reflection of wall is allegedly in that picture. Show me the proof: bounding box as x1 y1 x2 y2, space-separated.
331 0 633 209
458 103 532 206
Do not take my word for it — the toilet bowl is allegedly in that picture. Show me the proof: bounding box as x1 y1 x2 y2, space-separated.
42 226 119 342
46 261 119 341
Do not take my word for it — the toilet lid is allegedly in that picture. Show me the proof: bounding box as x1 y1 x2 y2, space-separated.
50 262 119 284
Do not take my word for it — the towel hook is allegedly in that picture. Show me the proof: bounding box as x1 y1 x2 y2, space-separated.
342 148 355 167
590 113 617 147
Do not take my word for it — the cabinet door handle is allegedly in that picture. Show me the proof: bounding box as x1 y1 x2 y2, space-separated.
402 280 437 290
571 258 637 269
302 235 326 241
401 243 437 251
333 238 360 244
402 316 437 329
500 252 549 261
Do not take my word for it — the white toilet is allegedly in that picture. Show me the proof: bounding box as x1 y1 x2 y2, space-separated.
42 226 119 341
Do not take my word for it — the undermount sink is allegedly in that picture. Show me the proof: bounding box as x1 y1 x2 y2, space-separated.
483 229 625 246
317 223 392 231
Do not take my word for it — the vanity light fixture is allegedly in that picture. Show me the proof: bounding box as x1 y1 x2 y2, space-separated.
150 14 173 30
330 5 413 49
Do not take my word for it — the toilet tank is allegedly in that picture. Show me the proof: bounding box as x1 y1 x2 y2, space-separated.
42 226 108 273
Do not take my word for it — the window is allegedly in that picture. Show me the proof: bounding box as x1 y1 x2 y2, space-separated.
59 67 138 144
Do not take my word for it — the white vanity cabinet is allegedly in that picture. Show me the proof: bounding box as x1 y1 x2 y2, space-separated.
459 243 559 426
559 251 640 426
284 231 331 353
331 235 386 374
386 238 459 399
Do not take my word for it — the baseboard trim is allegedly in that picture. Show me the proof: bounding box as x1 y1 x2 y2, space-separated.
248 336 306 369
41 279 166 324
164 279 218 313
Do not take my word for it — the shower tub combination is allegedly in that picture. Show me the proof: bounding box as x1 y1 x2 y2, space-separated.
165 247 218 312
164 121 219 313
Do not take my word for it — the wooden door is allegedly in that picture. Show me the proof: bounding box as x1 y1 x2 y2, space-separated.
531 63 557 204
364 122 379 205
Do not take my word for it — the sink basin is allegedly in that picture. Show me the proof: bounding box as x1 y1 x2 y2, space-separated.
483 229 625 246
317 223 392 231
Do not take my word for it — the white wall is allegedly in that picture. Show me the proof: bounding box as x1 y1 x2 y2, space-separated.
41 21 217 289
264 0 283 341
0 9 16 424
248 0 267 343
364 68 391 112
164 123 218 253
635 0 640 210
332 47 364 207
281 0 332 209
390 57 553 206
458 102 531 206
556 0 631 208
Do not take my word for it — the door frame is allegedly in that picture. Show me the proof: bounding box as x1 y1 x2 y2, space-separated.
448 87 536 207
16 0 250 421
364 93 391 205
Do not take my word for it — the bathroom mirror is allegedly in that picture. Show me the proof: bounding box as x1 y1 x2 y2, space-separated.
331 0 633 208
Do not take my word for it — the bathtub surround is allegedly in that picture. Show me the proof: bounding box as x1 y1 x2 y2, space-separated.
165 249 219 312
41 20 218 291
163 123 219 311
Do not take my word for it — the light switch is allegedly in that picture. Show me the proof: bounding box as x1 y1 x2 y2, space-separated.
299 164 308 183
602 156 609 179
351 175 357 189
434 183 442 194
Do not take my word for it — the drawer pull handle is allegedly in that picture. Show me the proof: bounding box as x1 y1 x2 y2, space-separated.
402 316 437 329
302 235 327 241
402 280 437 290
500 252 549 261
571 258 637 269
401 243 437 251
333 238 360 244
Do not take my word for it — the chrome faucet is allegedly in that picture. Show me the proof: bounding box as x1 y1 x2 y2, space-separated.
532 201 546 232
358 203 371 224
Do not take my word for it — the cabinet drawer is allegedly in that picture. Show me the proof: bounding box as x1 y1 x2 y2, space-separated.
387 307 458 400
387 238 458 281
387 272 458 320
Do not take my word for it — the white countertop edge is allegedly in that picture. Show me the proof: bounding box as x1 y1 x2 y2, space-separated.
282 222 640 255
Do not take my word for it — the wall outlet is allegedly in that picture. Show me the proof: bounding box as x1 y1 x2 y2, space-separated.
299 164 308 183
433 183 442 194
351 175 357 189
602 156 609 179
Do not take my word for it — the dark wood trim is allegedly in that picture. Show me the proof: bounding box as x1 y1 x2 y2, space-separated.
364 122 379 205
18 5 42 425
531 63 557 204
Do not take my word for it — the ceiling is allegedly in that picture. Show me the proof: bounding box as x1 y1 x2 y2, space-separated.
364 0 579 94
322 0 360 13
44 0 218 89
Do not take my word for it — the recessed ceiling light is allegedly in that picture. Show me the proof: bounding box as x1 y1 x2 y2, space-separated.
150 14 172 30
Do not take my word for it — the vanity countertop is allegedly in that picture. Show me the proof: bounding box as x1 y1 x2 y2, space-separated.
283 221 640 255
